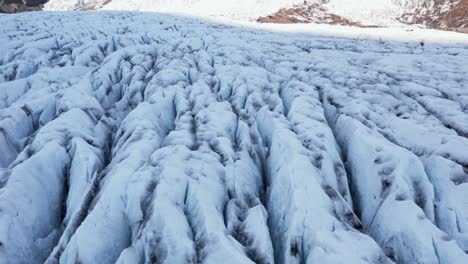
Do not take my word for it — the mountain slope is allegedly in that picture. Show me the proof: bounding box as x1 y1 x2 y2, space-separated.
442 0 468 33
257 0 467 32
41 0 468 32
44 0 306 19
1 11 468 264
0 0 46 13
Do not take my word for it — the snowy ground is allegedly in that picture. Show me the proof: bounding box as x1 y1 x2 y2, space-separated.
44 0 307 20
41 0 456 28
1 11 468 264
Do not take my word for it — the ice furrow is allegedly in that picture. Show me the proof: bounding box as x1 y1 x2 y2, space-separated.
256 108 390 263
321 77 468 257
324 95 468 264
0 96 108 263
178 60 268 263
55 45 180 263
213 62 281 263
58 96 176 263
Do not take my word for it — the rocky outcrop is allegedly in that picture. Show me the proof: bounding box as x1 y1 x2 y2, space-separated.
440 0 468 33
400 0 467 33
257 2 372 27
258 0 468 33
0 0 46 13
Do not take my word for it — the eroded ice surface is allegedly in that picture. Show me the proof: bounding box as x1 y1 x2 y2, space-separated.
1 11 468 264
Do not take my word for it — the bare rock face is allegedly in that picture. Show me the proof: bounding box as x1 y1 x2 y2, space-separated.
257 2 372 27
440 0 468 33
0 0 46 13
400 0 468 32
258 0 468 33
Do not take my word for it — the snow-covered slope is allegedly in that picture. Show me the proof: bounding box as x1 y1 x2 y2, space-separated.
106 0 307 20
45 0 405 22
44 0 306 19
1 11 468 264
316 0 411 25
43 0 468 32
317 0 454 25
257 0 467 32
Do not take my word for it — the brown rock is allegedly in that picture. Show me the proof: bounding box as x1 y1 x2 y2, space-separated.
441 0 468 33
257 3 376 28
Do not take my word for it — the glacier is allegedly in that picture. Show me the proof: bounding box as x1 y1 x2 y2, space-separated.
1 11 468 264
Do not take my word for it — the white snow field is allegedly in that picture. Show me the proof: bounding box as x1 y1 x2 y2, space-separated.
42 0 458 27
46 0 307 20
1 11 468 264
